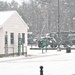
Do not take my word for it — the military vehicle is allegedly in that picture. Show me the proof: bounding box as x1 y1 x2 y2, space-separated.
38 32 75 48
38 37 57 48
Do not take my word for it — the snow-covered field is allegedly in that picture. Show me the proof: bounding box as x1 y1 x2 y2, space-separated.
0 46 75 75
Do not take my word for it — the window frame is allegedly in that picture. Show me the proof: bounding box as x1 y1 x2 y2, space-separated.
22 33 25 43
10 33 14 44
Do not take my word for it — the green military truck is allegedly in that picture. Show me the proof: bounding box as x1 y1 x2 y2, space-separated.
38 32 75 48
38 37 57 48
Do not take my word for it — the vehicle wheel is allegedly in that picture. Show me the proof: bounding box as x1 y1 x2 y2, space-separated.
51 45 53 48
54 44 57 47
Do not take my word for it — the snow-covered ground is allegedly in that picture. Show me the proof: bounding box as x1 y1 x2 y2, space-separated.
0 46 75 75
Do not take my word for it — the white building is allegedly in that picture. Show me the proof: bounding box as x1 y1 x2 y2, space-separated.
0 11 29 57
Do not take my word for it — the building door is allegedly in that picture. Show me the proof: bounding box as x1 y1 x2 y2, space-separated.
5 32 8 56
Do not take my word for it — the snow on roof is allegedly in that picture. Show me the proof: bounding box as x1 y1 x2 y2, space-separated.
0 11 29 29
0 11 16 27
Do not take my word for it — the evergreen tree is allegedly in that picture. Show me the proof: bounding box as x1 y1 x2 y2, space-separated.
0 1 9 11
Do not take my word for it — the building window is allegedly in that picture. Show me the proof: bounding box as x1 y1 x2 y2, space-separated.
22 33 25 43
10 33 14 44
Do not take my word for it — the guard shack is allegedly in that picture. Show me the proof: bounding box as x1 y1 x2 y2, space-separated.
0 11 29 57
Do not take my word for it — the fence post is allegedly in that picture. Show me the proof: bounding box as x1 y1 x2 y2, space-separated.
40 66 43 75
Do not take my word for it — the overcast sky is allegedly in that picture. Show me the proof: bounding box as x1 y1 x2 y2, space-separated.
1 0 30 5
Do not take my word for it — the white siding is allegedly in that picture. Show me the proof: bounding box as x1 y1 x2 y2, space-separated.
2 12 28 54
0 28 4 54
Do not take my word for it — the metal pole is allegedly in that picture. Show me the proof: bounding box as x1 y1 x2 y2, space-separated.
18 39 21 56
57 0 61 51
5 32 8 56
22 44 24 55
25 46 27 57
42 48 43 53
22 37 24 55
46 39 47 52
18 33 21 56
40 66 43 75
58 0 60 25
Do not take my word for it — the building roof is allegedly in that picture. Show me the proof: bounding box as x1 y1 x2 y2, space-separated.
0 11 29 29
0 11 15 26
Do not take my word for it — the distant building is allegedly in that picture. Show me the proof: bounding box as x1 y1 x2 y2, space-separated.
0 11 29 57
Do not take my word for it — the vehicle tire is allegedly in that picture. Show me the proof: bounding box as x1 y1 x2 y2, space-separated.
54 44 57 47
51 44 53 48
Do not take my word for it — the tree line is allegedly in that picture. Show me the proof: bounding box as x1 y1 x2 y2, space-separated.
0 0 75 38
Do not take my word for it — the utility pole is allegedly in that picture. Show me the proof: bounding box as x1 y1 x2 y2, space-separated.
57 0 61 51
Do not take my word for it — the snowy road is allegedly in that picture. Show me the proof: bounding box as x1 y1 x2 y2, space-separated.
0 50 75 75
